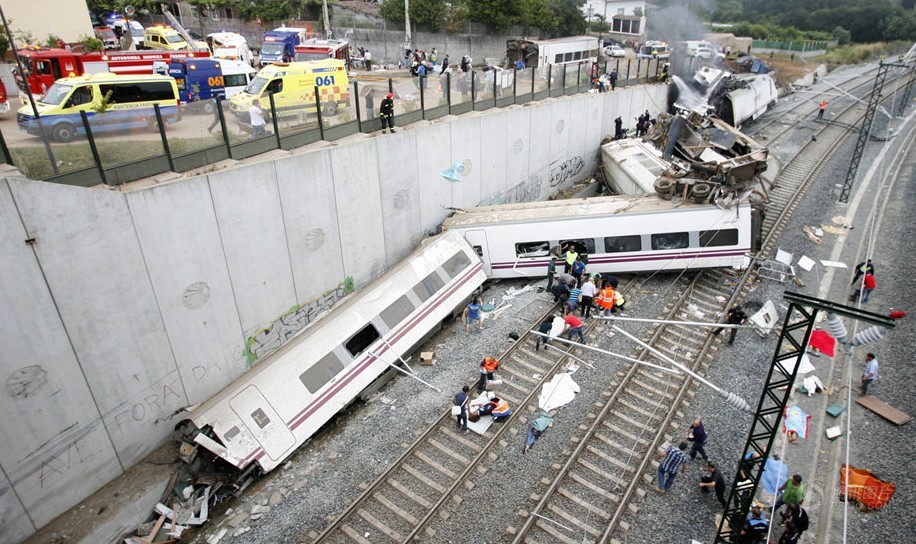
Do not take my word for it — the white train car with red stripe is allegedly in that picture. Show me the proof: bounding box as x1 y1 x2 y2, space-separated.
442 194 760 278
177 231 485 475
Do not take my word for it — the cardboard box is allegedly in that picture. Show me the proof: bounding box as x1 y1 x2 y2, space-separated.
419 351 435 366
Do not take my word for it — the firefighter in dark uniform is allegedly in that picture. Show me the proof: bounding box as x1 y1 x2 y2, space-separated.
379 92 396 133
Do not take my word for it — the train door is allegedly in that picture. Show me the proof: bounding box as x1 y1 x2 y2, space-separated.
463 230 491 276
229 385 296 461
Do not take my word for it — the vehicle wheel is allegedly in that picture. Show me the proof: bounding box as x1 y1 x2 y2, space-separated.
147 118 161 133
202 100 216 115
654 177 675 200
51 123 75 143
323 102 339 117
691 182 712 202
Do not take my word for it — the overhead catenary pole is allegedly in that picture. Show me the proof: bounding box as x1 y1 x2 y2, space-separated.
321 0 332 39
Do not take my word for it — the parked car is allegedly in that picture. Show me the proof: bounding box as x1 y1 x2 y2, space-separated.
113 19 146 48
0 80 10 117
95 27 120 50
693 47 726 61
604 45 626 58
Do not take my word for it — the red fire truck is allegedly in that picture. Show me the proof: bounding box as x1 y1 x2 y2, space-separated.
293 38 350 64
14 47 211 96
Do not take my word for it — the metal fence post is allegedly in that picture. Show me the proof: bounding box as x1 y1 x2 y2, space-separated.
216 100 232 159
636 58 641 81
80 111 107 185
388 78 394 96
353 81 362 132
530 67 535 97
626 59 631 83
266 92 282 147
512 67 518 103
576 63 581 93
0 126 12 165
313 86 324 141
562 65 567 91
447 72 452 113
420 76 426 119
153 104 175 172
547 64 552 95
471 71 476 108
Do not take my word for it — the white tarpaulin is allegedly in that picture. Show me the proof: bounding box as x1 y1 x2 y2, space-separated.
538 372 580 413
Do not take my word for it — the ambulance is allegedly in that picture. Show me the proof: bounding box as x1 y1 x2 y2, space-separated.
16 73 180 143
144 26 208 52
229 59 349 120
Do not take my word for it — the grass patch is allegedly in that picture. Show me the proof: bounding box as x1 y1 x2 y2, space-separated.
816 41 910 65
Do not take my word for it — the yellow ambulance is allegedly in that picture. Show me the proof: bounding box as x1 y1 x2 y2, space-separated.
144 26 208 52
228 59 349 120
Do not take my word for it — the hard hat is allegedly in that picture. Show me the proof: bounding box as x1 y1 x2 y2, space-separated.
386 92 393 99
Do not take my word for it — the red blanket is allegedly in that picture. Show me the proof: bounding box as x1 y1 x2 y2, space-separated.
809 329 836 357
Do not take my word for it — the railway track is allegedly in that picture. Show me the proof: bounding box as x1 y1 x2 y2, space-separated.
306 68 910 544
506 68 912 544
309 278 638 543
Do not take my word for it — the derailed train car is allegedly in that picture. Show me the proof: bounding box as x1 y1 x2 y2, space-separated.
176 231 485 475
441 194 759 279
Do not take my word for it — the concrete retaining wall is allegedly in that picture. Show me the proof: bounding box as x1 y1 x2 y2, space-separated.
0 82 667 541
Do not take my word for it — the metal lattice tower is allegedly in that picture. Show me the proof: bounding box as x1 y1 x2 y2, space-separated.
838 62 891 203
713 292 895 543
895 68 915 118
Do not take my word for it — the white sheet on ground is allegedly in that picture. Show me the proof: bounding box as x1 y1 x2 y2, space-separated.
466 414 494 435
538 372 580 413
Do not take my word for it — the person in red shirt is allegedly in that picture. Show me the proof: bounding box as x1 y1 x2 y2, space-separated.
561 309 586 344
850 273 876 303
817 100 828 119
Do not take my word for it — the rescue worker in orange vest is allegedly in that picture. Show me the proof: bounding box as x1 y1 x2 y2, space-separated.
478 394 513 422
596 284 617 316
477 356 500 393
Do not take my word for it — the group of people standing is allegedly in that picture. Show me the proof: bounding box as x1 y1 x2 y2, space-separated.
590 64 618 93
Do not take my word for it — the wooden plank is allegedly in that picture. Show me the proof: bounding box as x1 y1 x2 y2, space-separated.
856 396 912 425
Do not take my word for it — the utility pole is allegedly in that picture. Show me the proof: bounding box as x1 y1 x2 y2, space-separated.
321 0 332 39
404 0 412 55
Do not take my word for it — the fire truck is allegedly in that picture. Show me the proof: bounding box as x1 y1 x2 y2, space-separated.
293 38 350 64
14 47 211 97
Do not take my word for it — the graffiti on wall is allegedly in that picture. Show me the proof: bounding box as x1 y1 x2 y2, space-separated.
548 156 585 187
478 174 542 206
244 277 355 364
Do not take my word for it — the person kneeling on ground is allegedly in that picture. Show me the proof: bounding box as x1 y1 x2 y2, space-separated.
477 394 512 422
535 315 554 351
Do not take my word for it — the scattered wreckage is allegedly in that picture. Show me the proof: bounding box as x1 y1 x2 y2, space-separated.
601 111 770 207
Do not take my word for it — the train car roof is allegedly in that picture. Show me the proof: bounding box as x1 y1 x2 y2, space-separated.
442 194 743 228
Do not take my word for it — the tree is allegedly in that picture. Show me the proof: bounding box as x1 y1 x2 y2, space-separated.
831 26 852 45
519 0 557 34
548 0 586 37
468 0 521 29
882 10 916 41
380 0 449 32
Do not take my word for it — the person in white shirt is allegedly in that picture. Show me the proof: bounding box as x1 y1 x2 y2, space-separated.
249 99 266 138
364 49 372 71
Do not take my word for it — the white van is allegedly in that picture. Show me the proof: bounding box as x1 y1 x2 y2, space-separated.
208 32 253 66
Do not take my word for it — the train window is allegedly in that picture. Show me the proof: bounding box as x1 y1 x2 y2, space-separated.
472 245 483 258
574 51 582 60
700 229 739 247
381 295 415 329
300 352 345 394
515 241 550 258
412 271 446 301
564 53 573 62
560 239 596 255
251 408 271 429
442 252 472 278
554 54 563 63
604 235 642 253
346 324 380 357
651 232 690 250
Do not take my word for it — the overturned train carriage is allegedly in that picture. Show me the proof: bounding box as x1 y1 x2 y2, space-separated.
177 231 486 475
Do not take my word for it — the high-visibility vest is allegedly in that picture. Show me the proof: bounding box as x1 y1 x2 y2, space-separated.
615 290 626 307
482 357 499 373
493 399 510 415
565 250 578 265
597 287 616 310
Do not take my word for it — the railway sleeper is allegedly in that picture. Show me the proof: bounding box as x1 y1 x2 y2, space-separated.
356 507 403 541
372 492 420 525
634 368 671 386
545 504 601 538
593 430 646 458
557 486 611 520
386 478 433 509
534 516 586 544
499 364 541 385
521 347 564 368
601 419 652 445
664 326 709 348
568 470 622 503
340 523 373 543
428 438 475 464
616 397 667 421
411 451 458 481
400 463 447 493
628 378 676 400
586 444 638 473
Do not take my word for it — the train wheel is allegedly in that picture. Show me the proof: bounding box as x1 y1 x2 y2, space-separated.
691 182 712 202
654 177 675 200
